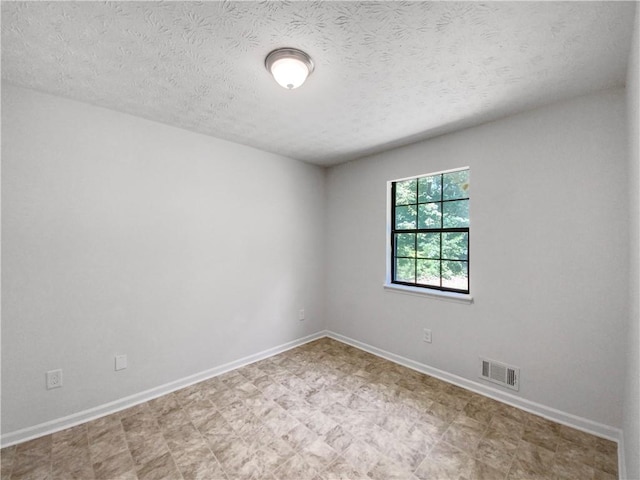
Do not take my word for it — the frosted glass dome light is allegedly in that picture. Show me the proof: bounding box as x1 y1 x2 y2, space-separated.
265 48 314 90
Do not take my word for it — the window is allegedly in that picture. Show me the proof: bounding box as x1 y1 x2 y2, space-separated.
390 168 469 294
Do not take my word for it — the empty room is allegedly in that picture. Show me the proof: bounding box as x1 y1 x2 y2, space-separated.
1 2 639 480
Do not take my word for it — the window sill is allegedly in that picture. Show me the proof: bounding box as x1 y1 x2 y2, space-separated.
383 283 474 304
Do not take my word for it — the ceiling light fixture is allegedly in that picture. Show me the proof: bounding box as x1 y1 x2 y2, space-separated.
265 48 314 90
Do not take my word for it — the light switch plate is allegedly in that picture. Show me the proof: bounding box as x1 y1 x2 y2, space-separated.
115 354 127 371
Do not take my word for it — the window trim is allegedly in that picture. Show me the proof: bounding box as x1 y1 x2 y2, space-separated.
383 282 474 303
385 167 473 303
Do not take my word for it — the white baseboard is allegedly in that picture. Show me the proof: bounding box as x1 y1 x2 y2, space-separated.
0 331 327 448
2 329 627 478
326 331 624 444
618 434 627 480
327 332 632 477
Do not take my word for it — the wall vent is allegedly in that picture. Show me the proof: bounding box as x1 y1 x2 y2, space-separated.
480 357 520 391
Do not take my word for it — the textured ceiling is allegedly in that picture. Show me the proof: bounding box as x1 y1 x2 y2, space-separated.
1 1 636 166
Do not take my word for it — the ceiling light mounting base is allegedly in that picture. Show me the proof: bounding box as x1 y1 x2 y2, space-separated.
265 48 314 90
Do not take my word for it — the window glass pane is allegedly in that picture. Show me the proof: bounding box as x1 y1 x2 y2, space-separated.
395 205 417 229
395 233 416 258
442 199 469 228
395 258 415 283
418 203 441 229
442 261 468 290
442 232 468 260
443 170 469 201
417 233 440 259
391 169 469 293
418 175 441 203
395 179 417 205
417 260 440 287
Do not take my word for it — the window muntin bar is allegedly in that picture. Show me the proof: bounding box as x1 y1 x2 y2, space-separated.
391 169 469 294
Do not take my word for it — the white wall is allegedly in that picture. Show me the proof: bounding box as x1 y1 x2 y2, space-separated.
1 75 635 452
624 6 640 479
1 83 325 434
325 88 629 429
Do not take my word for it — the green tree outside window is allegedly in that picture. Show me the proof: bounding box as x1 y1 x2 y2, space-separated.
391 169 469 293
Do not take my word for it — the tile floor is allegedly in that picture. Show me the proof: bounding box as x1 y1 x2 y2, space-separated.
1 337 619 480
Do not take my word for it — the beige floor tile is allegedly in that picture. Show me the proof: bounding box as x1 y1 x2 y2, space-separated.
234 381 260 400
514 440 555 476
594 450 618 476
8 465 51 480
378 411 412 436
300 411 339 437
484 413 525 444
52 446 94 480
550 455 595 480
465 458 508 480
414 446 471 480
135 452 180 480
338 373 367 392
463 395 500 421
320 402 351 424
298 438 338 472
474 435 517 473
163 422 204 454
594 470 618 480
219 403 251 433
247 426 295 461
16 437 52 456
321 456 368 479
86 415 121 440
442 416 487 453
262 409 301 438
212 438 252 472
558 425 597 449
233 413 264 439
281 423 318 452
322 425 354 454
209 389 242 411
434 389 472 411
236 364 265 381
92 449 136 480
126 432 170 469
343 417 379 442
388 441 426 471
427 400 462 423
368 455 418 480
183 399 218 428
555 438 594 466
89 425 129 465
397 420 440 454
251 444 290 475
340 439 381 474
51 425 88 453
9 460 51 480
178 455 225 480
4 338 618 480
523 421 560 452
194 410 234 437
11 439 52 480
147 394 180 417
1 446 16 480
273 453 318 480
494 402 530 424
595 437 618 455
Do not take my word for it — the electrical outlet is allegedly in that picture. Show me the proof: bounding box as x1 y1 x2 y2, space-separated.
46 369 63 389
115 354 127 371
423 328 432 343
298 309 305 321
